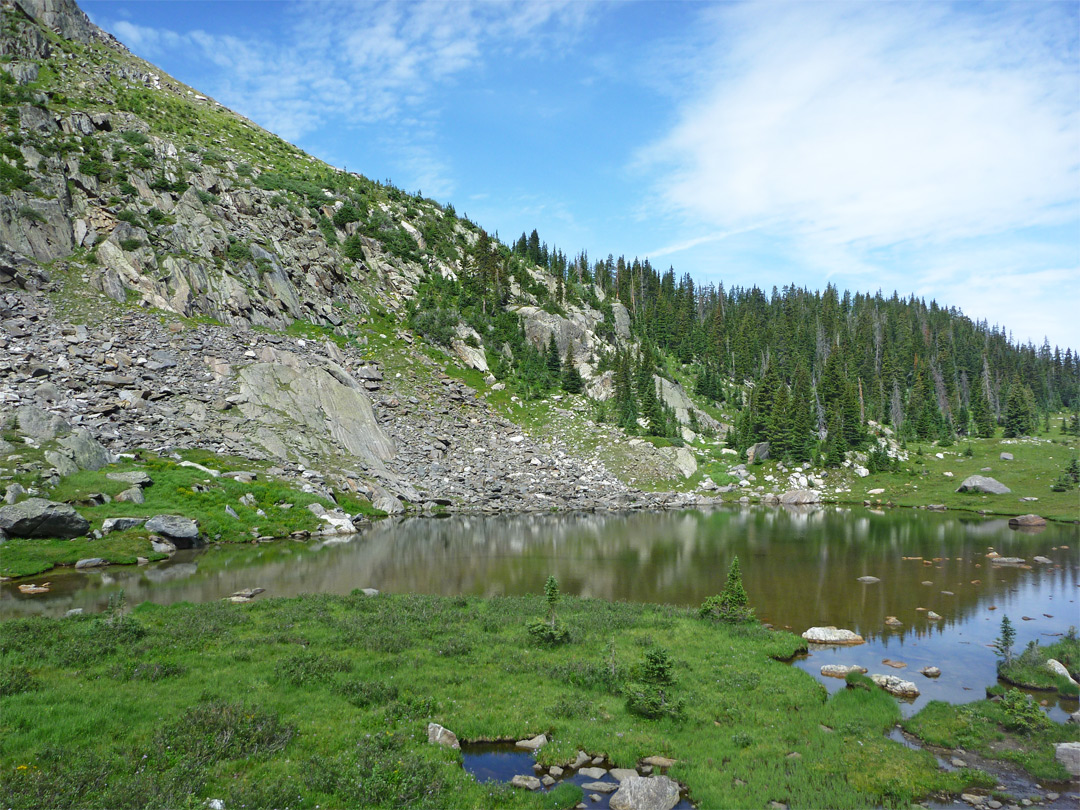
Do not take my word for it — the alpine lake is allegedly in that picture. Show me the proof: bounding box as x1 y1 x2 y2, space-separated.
3 505 1077 722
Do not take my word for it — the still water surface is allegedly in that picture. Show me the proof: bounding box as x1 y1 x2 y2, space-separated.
3 506 1077 718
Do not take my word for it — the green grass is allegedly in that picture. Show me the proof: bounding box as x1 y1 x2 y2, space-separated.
902 694 1077 782
0 452 381 578
998 635 1080 697
842 432 1080 521
0 593 989 809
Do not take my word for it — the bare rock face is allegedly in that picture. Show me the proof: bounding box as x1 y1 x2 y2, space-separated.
955 475 1010 495
802 626 865 645
0 497 89 538
609 775 681 810
747 441 770 464
238 351 394 470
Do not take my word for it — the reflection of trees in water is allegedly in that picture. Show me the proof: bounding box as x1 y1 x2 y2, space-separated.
3 510 1076 636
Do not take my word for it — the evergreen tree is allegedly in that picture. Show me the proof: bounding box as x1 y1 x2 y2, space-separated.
545 334 561 375
1003 377 1036 438
561 344 583 394
824 410 845 467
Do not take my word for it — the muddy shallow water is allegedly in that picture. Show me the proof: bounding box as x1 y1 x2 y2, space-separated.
3 506 1077 718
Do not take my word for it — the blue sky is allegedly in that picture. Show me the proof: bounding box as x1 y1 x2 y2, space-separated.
83 1 1079 350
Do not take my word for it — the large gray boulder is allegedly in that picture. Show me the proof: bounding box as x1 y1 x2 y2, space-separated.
145 515 200 547
14 404 70 441
1054 742 1080 777
955 475 1010 495
779 489 820 505
747 441 770 464
58 428 112 471
609 775 681 810
0 498 89 538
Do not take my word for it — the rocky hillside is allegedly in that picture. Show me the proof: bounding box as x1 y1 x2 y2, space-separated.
1 0 734 530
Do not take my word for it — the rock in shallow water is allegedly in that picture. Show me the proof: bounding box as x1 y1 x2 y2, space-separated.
870 673 919 697
802 626 865 645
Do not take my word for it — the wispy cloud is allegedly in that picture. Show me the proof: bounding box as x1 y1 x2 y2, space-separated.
646 226 761 259
643 2 1078 250
638 1 1079 346
100 1 595 187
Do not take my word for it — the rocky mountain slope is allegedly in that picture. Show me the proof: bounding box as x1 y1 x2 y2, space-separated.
1 0 728 530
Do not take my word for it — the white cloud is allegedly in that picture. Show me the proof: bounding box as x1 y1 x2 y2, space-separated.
645 2 1078 249
100 1 594 189
638 1 1079 347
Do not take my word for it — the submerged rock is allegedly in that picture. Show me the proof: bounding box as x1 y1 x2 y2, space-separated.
802 626 865 645
857 575 880 584
820 664 867 678
1008 514 1046 528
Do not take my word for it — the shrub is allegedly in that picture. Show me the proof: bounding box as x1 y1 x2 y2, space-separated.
528 575 571 645
336 679 398 708
279 650 352 687
155 700 294 767
342 233 365 260
332 202 361 226
997 689 1049 733
120 130 150 146
626 646 683 720
699 555 754 623
226 238 252 262
119 238 143 252
0 665 36 696
16 205 45 222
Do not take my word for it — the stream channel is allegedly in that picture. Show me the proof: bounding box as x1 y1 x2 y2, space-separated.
3 506 1078 722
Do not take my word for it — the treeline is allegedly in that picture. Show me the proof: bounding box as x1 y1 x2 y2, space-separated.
413 222 1079 457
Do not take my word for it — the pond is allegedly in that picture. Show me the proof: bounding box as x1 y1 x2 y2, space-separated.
3 506 1077 719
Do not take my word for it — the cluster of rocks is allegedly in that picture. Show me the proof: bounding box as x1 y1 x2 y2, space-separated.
426 724 682 810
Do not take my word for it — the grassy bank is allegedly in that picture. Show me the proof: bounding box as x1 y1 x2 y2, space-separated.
0 592 992 809
998 635 1080 698
902 692 1077 783
0 450 381 579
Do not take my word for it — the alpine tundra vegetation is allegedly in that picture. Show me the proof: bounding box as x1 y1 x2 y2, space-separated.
0 1 1078 809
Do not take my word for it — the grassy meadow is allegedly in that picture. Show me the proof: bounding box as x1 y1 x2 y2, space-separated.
0 590 1009 810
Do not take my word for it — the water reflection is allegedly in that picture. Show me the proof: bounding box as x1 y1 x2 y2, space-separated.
2 507 1077 717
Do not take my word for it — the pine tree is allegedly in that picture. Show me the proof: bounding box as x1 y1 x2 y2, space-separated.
561 344 583 394
824 410 845 467
546 334 561 375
